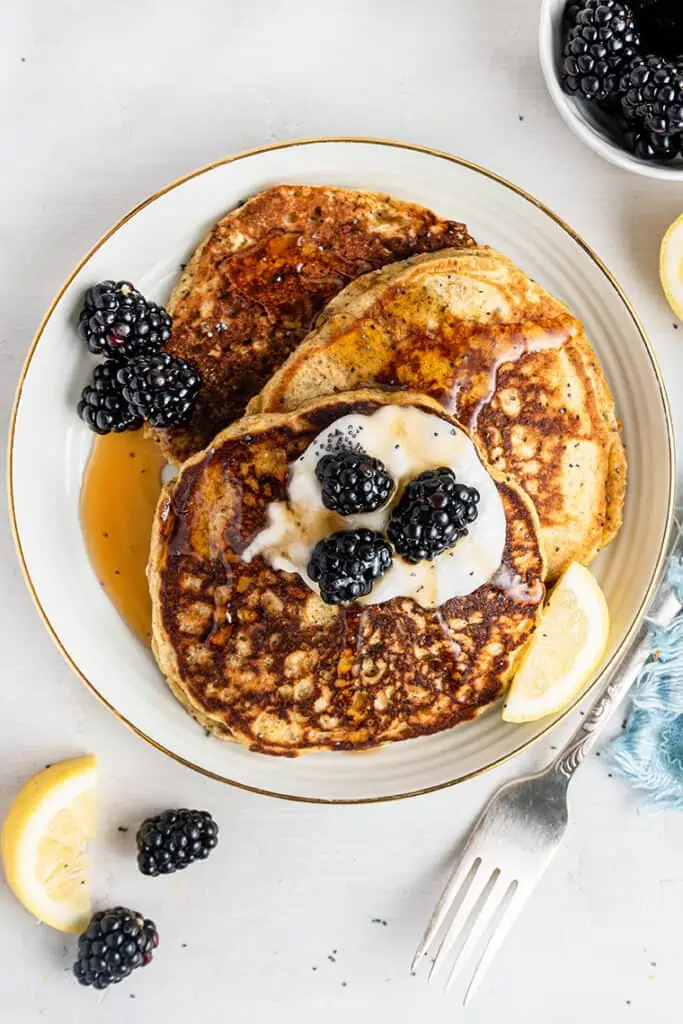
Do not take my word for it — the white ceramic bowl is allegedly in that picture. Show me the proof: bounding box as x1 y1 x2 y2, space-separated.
9 139 675 802
539 0 683 180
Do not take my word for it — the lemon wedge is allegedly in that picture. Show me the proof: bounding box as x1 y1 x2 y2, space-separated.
503 563 609 723
1 756 97 932
660 214 683 321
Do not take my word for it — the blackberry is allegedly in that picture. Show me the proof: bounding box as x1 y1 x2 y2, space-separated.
78 281 171 360
622 122 681 158
387 468 479 564
564 1 586 27
117 352 201 428
561 1 640 103
315 450 394 515
620 54 683 134
77 362 143 435
307 529 392 604
73 907 158 990
136 809 219 876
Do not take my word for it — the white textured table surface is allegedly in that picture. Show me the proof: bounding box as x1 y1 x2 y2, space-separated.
2 2 682 1022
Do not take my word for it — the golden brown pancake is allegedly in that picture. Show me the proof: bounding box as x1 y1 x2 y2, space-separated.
148 389 545 756
250 247 626 581
153 185 475 464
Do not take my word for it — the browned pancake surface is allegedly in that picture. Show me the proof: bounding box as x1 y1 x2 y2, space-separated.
154 185 474 463
149 390 545 755
251 247 627 581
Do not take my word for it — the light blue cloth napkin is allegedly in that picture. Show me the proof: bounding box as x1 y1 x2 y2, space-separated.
609 555 683 808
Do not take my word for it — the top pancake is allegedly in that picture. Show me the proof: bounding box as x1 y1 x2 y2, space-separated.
250 246 627 581
148 389 545 756
154 184 475 464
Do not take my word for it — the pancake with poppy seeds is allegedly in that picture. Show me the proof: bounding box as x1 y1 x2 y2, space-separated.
250 246 627 582
152 185 475 465
148 389 545 756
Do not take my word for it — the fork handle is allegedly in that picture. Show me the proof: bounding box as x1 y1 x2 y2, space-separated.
549 575 679 781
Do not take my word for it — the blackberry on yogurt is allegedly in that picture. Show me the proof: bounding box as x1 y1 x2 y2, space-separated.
315 450 394 515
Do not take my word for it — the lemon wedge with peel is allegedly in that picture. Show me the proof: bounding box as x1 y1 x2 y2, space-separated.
660 214 683 321
1 756 97 932
503 563 609 723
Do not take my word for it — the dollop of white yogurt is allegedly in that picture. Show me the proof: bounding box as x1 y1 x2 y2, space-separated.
242 405 507 608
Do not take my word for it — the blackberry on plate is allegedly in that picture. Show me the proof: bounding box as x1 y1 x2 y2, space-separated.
315 450 394 515
620 54 683 134
561 0 641 103
77 362 143 435
387 467 479 564
117 351 201 428
136 809 219 876
78 281 172 360
308 529 392 605
73 907 158 990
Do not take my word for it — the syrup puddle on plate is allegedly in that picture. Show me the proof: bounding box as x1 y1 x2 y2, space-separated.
80 430 166 645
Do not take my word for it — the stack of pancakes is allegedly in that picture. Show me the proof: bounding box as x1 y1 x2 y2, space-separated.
148 185 626 755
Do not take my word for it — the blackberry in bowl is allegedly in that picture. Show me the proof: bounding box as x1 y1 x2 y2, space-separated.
560 0 640 103
540 0 683 177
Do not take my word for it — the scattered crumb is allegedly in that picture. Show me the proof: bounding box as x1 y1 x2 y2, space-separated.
595 751 601 757
117 826 128 833
673 323 678 330
518 115 524 121
626 1000 632 1006
180 262 187 271
181 943 187 948
608 773 613 778
204 728 212 737
549 746 557 751
129 993 136 999
20 57 26 62
651 961 657 967
44 764 52 769
328 955 336 963
312 966 317 971
341 981 347 987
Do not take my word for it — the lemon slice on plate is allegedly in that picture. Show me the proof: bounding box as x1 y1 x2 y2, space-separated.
1 756 97 932
503 563 609 723
660 214 683 321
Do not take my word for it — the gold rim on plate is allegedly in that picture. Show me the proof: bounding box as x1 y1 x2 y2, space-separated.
7 136 676 804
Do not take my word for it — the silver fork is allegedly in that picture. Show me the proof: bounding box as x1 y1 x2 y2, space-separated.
412 566 681 1004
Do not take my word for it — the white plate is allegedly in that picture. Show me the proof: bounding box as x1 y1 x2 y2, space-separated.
9 139 675 803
